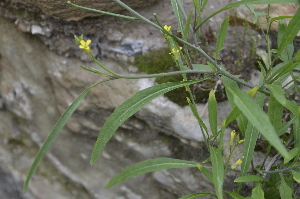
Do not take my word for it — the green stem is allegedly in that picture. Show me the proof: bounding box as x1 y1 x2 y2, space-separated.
262 163 300 174
67 1 139 20
112 0 258 90
266 5 272 70
86 51 214 79
230 163 300 174
81 64 214 79
175 0 199 45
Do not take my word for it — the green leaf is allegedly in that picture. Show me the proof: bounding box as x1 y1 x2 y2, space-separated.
240 123 259 176
222 76 248 135
210 147 224 199
90 78 212 165
224 191 246 199
171 0 184 33
277 117 296 136
267 61 300 84
265 84 300 117
23 79 113 192
106 158 197 188
234 175 267 183
251 183 264 199
246 5 266 24
196 163 213 183
208 90 218 137
178 192 217 199
291 170 300 183
215 17 229 60
191 64 214 71
277 19 294 62
226 86 290 159
268 92 283 131
279 173 293 199
183 11 192 41
225 106 242 127
187 98 208 135
275 7 300 62
265 187 280 199
199 0 209 12
293 49 300 62
284 147 299 164
293 117 300 148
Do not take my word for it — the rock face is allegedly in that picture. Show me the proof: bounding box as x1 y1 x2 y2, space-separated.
0 0 298 199
3 0 157 21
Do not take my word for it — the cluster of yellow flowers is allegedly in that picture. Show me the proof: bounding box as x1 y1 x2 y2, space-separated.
230 130 244 169
163 25 182 61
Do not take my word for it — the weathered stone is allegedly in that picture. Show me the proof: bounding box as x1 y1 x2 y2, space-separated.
6 0 157 21
236 3 299 34
1 0 292 198
0 7 220 198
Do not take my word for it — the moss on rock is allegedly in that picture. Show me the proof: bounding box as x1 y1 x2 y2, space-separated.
132 48 190 106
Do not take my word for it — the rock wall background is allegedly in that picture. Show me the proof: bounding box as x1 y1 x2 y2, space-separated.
0 0 298 199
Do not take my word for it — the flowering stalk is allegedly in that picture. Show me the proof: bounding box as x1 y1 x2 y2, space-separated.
75 35 214 79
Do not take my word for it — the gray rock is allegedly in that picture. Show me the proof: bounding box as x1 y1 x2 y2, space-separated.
1 0 291 198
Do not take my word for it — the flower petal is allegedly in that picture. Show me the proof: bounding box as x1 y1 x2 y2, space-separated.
86 40 91 45
80 40 85 45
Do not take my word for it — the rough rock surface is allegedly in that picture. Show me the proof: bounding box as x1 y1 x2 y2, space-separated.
0 0 298 199
236 3 299 34
3 0 157 21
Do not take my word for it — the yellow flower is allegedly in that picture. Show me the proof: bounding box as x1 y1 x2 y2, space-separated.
164 25 172 32
79 39 91 52
231 158 243 169
238 140 245 144
230 130 236 145
169 47 182 60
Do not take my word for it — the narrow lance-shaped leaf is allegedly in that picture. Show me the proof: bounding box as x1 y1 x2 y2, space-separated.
240 90 264 177
210 147 224 199
265 84 300 117
106 158 197 188
251 183 264 199
196 163 213 183
225 86 259 127
284 147 299 164
293 117 300 148
279 173 293 199
208 90 218 137
187 98 208 135
226 86 290 159
268 91 283 131
277 117 296 136
267 61 300 84
225 106 241 127
292 170 300 183
183 11 192 41
178 192 217 199
275 7 300 62
234 175 267 183
23 79 113 192
171 0 184 33
224 191 246 199
90 77 213 165
240 123 259 176
277 19 294 62
246 5 266 24
214 17 229 60
223 76 248 135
